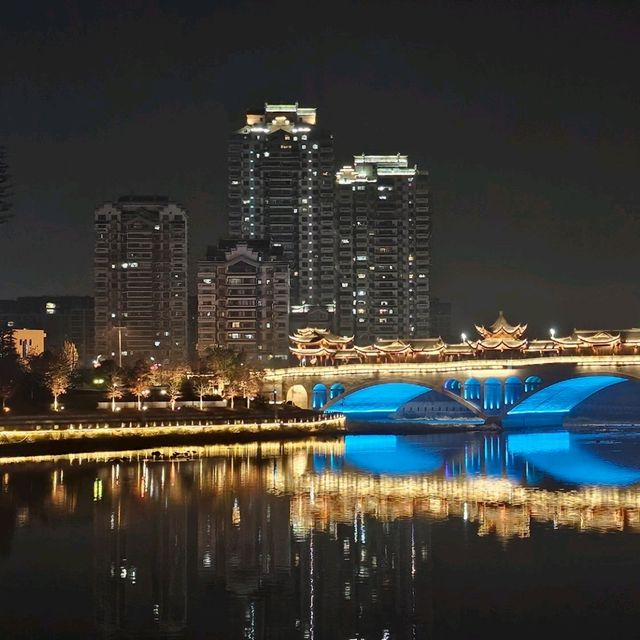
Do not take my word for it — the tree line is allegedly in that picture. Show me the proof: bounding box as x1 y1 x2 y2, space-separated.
0 329 265 412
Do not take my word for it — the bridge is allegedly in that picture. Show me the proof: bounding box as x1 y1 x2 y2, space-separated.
263 355 640 428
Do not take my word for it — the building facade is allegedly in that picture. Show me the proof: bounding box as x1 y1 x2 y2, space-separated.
94 196 188 366
0 296 94 365
334 154 431 343
12 328 46 360
197 241 289 360
228 103 335 308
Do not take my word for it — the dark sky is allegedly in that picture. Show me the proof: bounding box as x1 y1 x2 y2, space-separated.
1 0 639 337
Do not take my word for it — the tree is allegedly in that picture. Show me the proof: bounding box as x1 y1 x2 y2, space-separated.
200 346 243 395
237 368 265 408
223 378 241 409
41 348 74 411
105 370 124 412
0 147 11 226
0 329 22 410
127 359 151 411
165 366 188 411
62 341 79 371
193 376 214 411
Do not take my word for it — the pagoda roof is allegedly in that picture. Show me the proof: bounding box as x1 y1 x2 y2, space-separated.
475 337 528 351
476 311 527 340
290 328 354 345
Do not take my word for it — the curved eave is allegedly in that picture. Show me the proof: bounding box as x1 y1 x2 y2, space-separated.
577 335 621 346
476 339 528 351
374 346 414 354
289 347 335 356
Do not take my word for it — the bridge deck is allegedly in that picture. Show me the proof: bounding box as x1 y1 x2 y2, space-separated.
265 355 640 381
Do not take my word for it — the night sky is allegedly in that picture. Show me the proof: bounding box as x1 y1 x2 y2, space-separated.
2 1 639 337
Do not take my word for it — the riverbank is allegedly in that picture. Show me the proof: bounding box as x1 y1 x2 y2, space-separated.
0 413 498 457
0 414 346 456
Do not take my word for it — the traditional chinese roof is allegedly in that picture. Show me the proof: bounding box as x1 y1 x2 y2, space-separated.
574 331 621 347
289 346 336 357
354 345 381 357
407 338 447 353
333 349 360 360
289 328 354 348
551 335 581 347
475 311 527 340
476 337 528 352
527 339 559 352
443 342 476 355
374 339 413 354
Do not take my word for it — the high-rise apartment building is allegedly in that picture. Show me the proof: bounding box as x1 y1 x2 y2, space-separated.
335 154 431 343
94 196 188 365
197 241 289 360
228 103 335 308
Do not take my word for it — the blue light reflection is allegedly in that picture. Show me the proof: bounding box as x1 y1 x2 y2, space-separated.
344 435 443 475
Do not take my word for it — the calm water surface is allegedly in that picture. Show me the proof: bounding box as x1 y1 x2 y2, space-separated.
2 429 640 639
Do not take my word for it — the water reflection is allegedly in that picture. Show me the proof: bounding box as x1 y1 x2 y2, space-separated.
2 432 640 638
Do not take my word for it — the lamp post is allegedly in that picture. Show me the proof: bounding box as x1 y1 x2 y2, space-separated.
461 332 467 343
112 325 125 368
550 328 556 339
272 388 278 421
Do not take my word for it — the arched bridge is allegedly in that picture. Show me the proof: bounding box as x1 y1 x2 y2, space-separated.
263 356 640 428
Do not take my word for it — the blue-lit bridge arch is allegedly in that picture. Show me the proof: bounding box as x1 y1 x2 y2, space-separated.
323 381 486 421
502 374 639 428
320 374 640 428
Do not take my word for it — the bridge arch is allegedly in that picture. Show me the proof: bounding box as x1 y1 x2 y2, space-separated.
443 378 462 395
483 378 502 411
524 375 543 393
324 382 431 416
286 384 309 408
503 374 631 428
330 383 346 399
323 380 485 421
504 376 524 406
463 378 481 402
311 383 328 410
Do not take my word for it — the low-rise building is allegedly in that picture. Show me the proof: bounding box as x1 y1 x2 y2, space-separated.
12 328 46 360
0 296 94 365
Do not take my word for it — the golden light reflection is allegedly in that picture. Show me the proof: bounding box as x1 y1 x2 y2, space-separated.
3 439 640 539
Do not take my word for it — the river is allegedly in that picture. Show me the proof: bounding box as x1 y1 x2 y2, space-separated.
1 428 640 638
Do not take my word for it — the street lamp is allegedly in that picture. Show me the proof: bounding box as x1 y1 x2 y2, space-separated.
550 328 556 339
112 325 125 368
461 332 467 343
272 388 278 421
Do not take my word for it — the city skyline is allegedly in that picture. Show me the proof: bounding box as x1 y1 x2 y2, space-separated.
2 2 639 337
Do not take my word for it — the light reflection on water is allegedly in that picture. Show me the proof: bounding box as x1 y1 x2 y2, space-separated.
2 430 640 638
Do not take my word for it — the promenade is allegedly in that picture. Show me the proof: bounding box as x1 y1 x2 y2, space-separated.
0 412 347 455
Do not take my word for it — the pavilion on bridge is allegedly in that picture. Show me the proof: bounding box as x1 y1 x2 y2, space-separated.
289 314 640 365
